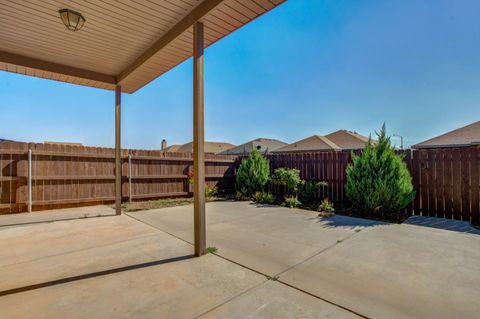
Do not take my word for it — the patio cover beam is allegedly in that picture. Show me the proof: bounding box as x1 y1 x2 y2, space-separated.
117 0 223 85
193 21 206 256
0 51 116 85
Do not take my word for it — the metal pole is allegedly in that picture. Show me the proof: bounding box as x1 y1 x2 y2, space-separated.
128 154 132 203
115 85 122 215
193 21 206 257
393 134 404 150
27 149 32 213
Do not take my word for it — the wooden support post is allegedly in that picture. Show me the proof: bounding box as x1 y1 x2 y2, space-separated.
115 85 122 215
193 21 206 257
27 148 32 213
128 154 132 203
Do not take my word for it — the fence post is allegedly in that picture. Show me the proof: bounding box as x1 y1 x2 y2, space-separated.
128 154 132 203
27 148 32 213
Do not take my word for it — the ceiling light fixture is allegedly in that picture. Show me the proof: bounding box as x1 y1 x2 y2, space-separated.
59 9 86 31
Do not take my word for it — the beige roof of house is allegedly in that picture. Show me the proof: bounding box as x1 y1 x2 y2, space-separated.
0 0 286 93
325 130 370 150
273 135 342 153
220 138 287 154
162 144 182 152
164 141 235 154
413 121 480 149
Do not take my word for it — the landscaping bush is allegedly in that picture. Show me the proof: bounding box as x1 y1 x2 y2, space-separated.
205 185 218 200
283 195 302 208
272 168 302 195
236 150 270 197
299 180 327 204
345 124 415 219
253 191 275 204
235 191 250 201
318 198 335 213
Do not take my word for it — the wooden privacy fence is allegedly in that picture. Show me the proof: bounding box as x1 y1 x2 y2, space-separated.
405 147 480 224
266 152 352 204
0 141 237 214
2 140 479 223
266 147 480 224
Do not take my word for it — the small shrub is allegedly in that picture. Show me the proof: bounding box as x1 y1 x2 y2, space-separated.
317 181 329 198
299 180 327 204
206 246 218 254
345 124 415 218
187 170 194 185
235 191 249 201
236 150 270 196
253 191 275 204
283 195 302 208
318 198 335 213
272 168 302 194
205 185 218 200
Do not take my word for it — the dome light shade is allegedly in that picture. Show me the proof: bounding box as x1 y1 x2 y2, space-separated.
59 9 85 31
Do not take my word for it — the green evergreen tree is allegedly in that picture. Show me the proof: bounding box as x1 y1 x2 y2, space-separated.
345 124 415 217
236 150 270 196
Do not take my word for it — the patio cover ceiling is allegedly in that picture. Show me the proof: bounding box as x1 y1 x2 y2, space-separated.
0 0 285 93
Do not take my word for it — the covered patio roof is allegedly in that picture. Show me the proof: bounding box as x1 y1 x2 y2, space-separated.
0 0 284 93
0 0 285 256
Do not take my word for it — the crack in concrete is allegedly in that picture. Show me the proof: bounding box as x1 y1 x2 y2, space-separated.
126 210 371 318
274 231 359 278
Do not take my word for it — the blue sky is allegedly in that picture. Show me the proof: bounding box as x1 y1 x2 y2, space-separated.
1 0 479 149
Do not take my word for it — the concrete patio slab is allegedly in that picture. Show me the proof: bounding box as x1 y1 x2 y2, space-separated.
280 222 480 319
2 202 479 318
131 202 383 276
0 254 266 319
199 280 361 319
0 205 115 228
0 215 158 268
0 205 357 319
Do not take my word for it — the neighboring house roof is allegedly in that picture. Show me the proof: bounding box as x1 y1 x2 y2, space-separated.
325 130 371 150
413 121 480 149
163 141 236 154
162 144 182 152
220 138 287 155
273 135 342 153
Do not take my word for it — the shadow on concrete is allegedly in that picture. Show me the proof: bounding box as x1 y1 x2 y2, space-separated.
0 254 194 297
248 203 278 209
403 215 480 235
313 215 388 230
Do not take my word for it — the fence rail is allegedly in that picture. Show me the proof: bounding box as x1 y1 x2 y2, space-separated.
0 142 237 214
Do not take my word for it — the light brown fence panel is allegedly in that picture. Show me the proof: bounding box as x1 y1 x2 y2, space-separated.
0 141 28 213
0 141 237 214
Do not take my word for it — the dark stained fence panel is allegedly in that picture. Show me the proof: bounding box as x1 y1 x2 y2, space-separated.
267 147 480 224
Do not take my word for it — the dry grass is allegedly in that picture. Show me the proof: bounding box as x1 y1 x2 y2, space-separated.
117 195 234 212
115 198 194 212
